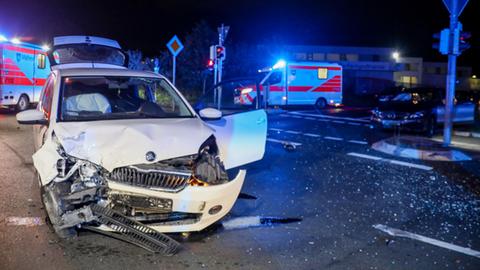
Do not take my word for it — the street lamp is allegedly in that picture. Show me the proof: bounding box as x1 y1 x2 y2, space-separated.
392 51 400 61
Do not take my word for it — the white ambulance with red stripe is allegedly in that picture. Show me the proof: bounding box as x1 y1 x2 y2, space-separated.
234 60 342 109
0 38 50 110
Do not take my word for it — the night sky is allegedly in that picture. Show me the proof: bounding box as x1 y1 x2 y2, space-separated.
1 0 478 72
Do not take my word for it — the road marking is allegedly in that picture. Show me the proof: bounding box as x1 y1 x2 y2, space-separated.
347 152 382 160
291 115 303 119
269 128 284 132
373 224 480 259
347 152 432 170
324 136 343 141
5 217 44 226
267 138 302 147
288 111 371 123
332 120 346 124
304 117 316 120
348 140 368 145
285 130 301 134
348 122 361 126
304 133 321 137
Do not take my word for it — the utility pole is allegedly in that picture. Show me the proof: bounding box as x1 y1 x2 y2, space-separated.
440 0 469 146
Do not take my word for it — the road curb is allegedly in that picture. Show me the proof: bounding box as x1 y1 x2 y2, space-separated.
371 136 471 162
454 131 480 138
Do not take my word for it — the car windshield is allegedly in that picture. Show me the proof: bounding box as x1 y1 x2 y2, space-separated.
387 91 433 104
59 76 193 121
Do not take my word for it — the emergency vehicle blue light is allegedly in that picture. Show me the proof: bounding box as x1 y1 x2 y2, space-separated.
11 38 21 44
273 59 286 69
0 35 7 42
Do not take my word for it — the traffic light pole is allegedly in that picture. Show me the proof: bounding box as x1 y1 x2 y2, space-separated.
443 2 458 146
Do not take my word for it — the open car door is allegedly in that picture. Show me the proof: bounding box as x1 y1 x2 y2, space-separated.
195 78 267 170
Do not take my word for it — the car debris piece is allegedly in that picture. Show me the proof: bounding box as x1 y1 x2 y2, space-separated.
88 204 180 255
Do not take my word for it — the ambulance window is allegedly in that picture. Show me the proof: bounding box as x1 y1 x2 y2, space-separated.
318 68 328 79
37 54 47 69
41 77 55 120
267 71 282 85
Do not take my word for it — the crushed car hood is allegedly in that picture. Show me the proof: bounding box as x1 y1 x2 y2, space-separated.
54 118 214 171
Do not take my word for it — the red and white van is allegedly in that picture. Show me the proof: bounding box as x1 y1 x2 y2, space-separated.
0 39 50 110
234 61 343 109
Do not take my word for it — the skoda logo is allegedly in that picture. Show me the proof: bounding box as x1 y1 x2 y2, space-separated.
145 151 156 162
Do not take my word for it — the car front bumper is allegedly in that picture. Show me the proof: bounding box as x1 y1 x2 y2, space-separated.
372 117 427 131
106 170 246 233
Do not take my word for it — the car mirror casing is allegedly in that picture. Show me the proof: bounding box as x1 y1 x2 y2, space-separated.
199 108 222 120
16 109 48 125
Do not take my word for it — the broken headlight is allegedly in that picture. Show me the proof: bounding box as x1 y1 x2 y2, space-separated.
51 132 106 189
190 136 229 186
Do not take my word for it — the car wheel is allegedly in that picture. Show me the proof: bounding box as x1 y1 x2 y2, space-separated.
16 94 30 111
314 98 327 111
40 183 77 238
425 116 436 138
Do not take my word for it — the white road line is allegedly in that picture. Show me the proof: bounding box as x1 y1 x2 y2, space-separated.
304 117 316 120
267 138 302 147
324 136 343 141
348 122 361 126
285 130 301 134
332 120 346 124
304 133 322 137
347 152 382 160
291 115 303 119
5 217 44 226
373 224 480 259
268 128 283 132
348 140 368 145
347 152 432 170
288 111 371 123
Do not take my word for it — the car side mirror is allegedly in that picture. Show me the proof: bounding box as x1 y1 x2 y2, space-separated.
199 108 222 120
16 109 48 125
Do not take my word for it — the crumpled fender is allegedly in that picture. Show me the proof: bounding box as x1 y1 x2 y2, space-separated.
32 138 62 186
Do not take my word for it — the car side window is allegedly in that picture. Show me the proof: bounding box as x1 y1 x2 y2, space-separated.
40 76 55 120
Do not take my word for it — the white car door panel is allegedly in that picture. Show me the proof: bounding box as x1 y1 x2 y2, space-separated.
207 109 267 170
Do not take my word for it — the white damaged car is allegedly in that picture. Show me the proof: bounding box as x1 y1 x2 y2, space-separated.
16 36 267 253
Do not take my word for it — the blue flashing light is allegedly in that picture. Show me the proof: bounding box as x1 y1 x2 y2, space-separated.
11 37 21 44
272 59 286 69
0 35 7 42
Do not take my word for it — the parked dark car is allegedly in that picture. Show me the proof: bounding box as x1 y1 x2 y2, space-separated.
371 87 476 136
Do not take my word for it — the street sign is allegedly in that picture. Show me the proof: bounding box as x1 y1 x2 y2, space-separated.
166 35 184 85
442 0 469 16
166 35 184 56
217 25 230 43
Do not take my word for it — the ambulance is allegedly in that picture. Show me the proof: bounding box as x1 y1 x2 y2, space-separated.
234 60 343 109
0 37 50 110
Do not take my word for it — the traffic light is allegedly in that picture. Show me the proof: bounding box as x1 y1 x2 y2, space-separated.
206 59 214 71
459 31 471 53
433 29 450 55
215 45 226 61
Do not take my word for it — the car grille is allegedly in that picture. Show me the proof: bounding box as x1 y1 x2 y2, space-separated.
108 166 191 192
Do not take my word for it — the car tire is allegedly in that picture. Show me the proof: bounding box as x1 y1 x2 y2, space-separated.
425 116 436 138
314 98 327 111
16 94 29 111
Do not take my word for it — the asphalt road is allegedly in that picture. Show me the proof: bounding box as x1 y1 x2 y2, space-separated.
1 107 480 270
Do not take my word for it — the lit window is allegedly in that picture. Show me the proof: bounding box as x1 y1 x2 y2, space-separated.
37 54 46 69
318 68 328 79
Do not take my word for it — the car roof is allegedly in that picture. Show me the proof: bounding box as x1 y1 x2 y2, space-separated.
56 68 164 79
